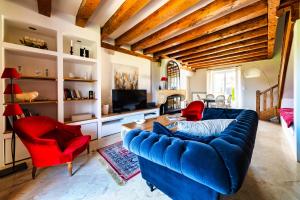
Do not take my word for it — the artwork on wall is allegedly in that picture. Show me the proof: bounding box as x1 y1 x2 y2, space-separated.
113 64 138 90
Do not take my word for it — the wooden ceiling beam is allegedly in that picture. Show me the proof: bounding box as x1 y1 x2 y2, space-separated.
267 0 281 58
188 52 267 66
115 0 201 46
37 0 52 17
188 49 267 65
76 0 101 27
101 42 157 62
192 55 268 69
131 0 254 51
101 0 151 40
176 36 268 61
170 27 268 59
183 44 268 63
154 15 267 57
144 1 268 54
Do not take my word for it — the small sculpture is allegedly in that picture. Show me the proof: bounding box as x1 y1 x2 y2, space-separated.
16 91 39 102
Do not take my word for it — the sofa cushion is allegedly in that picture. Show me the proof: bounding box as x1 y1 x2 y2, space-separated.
177 119 235 137
153 122 215 143
202 108 243 120
41 130 67 150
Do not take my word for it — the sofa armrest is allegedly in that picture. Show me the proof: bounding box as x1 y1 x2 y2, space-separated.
124 129 232 194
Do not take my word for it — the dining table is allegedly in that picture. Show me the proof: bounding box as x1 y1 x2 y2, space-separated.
202 98 215 108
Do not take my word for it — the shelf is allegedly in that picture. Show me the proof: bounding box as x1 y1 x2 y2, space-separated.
64 116 97 124
64 78 96 82
3 42 57 59
19 76 57 81
64 99 97 102
4 100 58 105
63 53 97 64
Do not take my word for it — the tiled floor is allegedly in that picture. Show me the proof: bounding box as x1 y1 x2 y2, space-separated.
0 121 300 200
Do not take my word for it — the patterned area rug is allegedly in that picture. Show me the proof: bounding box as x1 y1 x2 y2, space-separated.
98 141 140 184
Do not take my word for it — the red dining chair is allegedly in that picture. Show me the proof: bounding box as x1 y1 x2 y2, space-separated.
181 101 205 121
14 116 91 178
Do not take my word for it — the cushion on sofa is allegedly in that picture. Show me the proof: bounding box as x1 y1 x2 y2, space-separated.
152 122 215 143
177 119 235 137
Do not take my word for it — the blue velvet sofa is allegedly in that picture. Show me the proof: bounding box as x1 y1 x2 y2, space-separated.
124 108 258 200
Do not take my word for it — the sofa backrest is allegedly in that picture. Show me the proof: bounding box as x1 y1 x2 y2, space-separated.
14 116 58 139
202 108 244 120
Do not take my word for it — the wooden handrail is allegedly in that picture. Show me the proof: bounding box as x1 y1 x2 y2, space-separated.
258 84 278 94
256 84 278 120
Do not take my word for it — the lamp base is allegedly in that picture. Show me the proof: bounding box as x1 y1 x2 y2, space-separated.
0 162 28 177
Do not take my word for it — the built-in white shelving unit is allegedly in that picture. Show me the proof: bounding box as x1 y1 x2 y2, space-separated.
0 15 101 166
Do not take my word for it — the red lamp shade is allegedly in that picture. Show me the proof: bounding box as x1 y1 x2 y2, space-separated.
3 104 23 116
161 77 168 81
1 68 20 79
4 84 23 94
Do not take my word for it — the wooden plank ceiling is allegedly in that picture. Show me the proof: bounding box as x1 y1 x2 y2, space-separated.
78 0 281 70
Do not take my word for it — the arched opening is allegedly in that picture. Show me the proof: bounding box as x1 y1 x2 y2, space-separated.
167 60 180 90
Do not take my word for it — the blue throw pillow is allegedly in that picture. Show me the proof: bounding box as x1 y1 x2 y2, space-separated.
152 122 173 136
152 122 215 144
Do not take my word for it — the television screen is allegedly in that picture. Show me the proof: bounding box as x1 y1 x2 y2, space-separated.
112 89 147 113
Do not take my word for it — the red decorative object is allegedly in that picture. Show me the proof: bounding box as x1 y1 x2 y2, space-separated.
181 101 205 121
279 108 294 128
1 68 20 79
161 77 168 81
3 104 23 116
14 116 91 178
4 84 23 94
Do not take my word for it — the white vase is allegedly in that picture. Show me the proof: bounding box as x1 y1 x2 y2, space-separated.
102 104 109 115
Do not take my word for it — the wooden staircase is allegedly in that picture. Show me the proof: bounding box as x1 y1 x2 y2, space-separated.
256 84 279 121
255 1 299 121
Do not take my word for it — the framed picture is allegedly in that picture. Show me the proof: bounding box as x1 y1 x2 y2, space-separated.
113 64 139 90
191 92 206 101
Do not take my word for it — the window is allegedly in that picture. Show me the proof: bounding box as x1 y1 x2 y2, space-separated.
207 67 241 107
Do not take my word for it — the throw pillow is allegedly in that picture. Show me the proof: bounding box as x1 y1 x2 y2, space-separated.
177 119 235 137
152 122 215 143
152 122 173 136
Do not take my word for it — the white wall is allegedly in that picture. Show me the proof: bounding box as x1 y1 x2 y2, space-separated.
282 38 294 108
189 69 207 95
240 57 280 110
151 61 161 102
294 20 300 162
101 48 152 108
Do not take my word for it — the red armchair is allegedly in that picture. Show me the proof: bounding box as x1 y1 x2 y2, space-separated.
181 101 205 121
14 116 91 178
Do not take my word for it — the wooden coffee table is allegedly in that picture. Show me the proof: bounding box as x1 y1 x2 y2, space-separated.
121 114 185 138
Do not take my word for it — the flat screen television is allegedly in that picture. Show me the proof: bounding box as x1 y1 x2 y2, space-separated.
112 89 147 113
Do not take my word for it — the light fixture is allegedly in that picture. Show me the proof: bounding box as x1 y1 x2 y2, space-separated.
244 68 261 78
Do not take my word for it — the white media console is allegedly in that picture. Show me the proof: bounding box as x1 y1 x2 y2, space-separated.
100 108 160 137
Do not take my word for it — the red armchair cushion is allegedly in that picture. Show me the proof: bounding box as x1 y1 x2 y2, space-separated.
181 101 205 121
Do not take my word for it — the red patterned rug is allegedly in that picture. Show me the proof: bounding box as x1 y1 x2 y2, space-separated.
97 141 140 184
